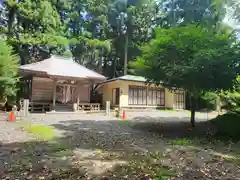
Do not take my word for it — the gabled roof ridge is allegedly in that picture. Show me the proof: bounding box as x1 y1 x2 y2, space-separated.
20 58 49 67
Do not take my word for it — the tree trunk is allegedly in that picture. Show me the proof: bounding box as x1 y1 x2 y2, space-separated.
112 55 117 78
190 95 196 127
190 106 196 127
123 33 128 75
7 6 16 37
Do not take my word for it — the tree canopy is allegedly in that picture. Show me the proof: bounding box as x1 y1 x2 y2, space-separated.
0 0 238 77
131 25 240 126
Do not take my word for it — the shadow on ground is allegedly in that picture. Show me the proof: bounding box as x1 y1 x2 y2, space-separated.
132 116 215 136
0 115 240 179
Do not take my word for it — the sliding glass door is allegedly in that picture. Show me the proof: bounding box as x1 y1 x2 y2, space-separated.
128 86 165 106
174 91 185 109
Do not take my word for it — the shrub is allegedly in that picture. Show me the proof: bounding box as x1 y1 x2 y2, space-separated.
212 112 240 140
200 92 218 110
220 76 240 113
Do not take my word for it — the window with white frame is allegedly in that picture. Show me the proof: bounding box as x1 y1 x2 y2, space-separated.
128 86 165 106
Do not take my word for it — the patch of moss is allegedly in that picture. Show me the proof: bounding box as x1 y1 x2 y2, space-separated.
23 124 56 141
169 138 193 146
119 119 133 126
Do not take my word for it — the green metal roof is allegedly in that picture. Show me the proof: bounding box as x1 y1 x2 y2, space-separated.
117 75 147 82
99 75 147 85
95 75 167 90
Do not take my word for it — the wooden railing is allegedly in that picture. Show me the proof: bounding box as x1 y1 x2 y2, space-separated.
22 101 100 113
29 102 52 112
78 103 100 111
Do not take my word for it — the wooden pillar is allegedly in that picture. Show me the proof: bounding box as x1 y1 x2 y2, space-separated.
29 75 33 101
76 81 81 111
146 86 149 106
77 87 80 110
52 80 57 111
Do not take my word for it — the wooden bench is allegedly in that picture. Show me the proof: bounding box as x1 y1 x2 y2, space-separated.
78 103 100 111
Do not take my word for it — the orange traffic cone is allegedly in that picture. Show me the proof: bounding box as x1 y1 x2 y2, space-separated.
122 110 126 120
9 111 15 122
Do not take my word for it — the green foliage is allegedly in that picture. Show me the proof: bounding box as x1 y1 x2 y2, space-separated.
0 40 19 99
131 25 240 125
0 0 236 78
1 0 69 63
0 0 238 106
213 112 240 140
220 76 240 112
199 92 218 110
201 92 218 102
132 25 239 92
160 0 226 27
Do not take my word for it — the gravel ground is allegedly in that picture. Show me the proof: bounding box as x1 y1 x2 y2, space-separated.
0 111 239 179
21 110 219 126
0 121 32 144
